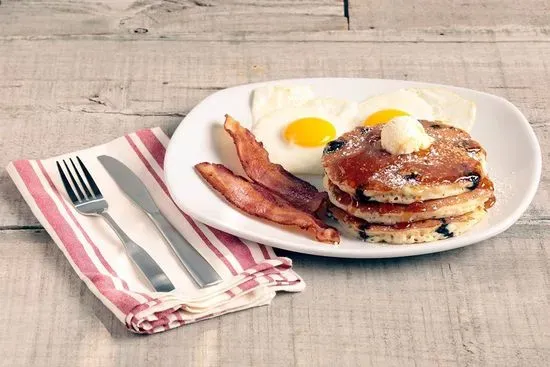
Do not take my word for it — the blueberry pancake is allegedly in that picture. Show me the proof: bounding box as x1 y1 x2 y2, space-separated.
328 205 487 244
322 121 490 204
324 176 495 225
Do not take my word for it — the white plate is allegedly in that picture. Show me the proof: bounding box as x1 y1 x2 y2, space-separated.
165 78 541 258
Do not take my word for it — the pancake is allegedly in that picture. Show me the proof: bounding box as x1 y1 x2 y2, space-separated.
322 121 490 204
328 205 487 244
324 176 495 225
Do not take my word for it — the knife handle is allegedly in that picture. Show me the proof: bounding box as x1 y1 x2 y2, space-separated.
148 212 222 288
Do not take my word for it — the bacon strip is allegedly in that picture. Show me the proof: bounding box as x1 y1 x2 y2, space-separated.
195 162 340 244
223 114 327 214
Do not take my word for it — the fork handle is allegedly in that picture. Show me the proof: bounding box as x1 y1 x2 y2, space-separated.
148 212 222 288
100 212 175 293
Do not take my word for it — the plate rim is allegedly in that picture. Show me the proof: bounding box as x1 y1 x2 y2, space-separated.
164 77 542 258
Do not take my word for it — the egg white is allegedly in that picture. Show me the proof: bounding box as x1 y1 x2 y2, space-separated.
409 88 476 132
251 85 315 124
252 98 358 175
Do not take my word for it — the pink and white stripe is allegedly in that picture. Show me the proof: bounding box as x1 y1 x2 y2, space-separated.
7 128 304 334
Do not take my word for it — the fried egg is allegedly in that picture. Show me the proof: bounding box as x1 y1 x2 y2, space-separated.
252 98 358 175
356 88 476 132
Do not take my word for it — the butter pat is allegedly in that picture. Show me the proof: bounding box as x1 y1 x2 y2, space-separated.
381 116 434 155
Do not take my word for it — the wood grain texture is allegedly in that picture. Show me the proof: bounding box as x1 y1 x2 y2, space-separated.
348 0 550 31
2 0 549 366
0 227 548 367
1 38 549 227
0 0 347 37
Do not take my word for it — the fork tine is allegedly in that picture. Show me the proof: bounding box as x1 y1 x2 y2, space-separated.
77 156 102 197
63 160 86 200
70 158 92 198
56 161 79 203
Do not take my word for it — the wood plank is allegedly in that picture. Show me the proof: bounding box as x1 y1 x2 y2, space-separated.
4 1 550 41
5 0 550 41
2 38 548 120
3 29 550 44
0 0 346 37
348 0 550 31
0 226 548 366
1 38 549 227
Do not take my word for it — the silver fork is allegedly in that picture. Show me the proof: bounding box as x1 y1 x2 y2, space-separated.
56 156 175 293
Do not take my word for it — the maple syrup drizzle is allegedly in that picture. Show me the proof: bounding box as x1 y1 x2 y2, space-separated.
322 121 486 192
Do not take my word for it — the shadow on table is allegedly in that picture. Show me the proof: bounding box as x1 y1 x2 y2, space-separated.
275 243 477 271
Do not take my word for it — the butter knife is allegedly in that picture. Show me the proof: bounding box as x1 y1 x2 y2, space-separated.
98 155 222 288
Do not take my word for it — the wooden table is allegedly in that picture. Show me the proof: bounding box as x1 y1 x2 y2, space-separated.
1 1 549 366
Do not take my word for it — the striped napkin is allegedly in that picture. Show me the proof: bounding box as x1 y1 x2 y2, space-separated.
7 128 304 334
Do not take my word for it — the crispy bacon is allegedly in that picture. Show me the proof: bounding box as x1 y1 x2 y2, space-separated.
223 114 327 214
195 162 340 244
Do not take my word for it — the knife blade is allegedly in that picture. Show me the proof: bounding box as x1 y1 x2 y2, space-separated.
98 155 222 288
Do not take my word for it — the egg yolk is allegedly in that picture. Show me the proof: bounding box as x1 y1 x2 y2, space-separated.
364 109 410 126
283 117 336 147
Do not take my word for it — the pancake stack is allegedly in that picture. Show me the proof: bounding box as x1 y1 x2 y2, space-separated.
321 121 495 244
